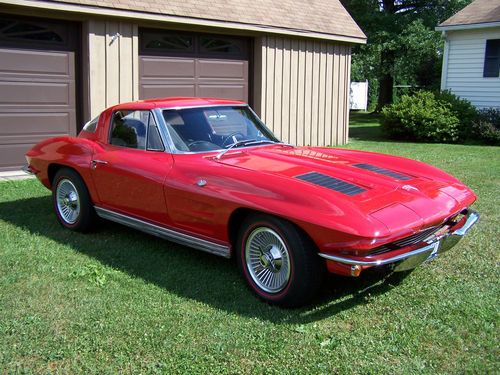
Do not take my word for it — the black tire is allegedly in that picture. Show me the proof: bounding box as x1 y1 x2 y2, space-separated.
236 214 324 308
52 168 95 232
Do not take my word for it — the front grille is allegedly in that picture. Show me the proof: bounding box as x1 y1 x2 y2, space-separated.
295 172 366 196
367 225 441 256
352 163 412 181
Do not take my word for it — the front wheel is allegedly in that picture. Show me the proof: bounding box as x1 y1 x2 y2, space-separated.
236 214 324 307
52 168 95 232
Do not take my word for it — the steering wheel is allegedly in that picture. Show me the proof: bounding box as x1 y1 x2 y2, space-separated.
222 132 245 147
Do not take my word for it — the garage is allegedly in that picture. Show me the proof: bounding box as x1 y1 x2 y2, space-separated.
0 15 77 171
0 0 365 174
139 28 249 102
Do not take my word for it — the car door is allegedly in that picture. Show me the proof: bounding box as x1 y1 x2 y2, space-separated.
90 109 173 224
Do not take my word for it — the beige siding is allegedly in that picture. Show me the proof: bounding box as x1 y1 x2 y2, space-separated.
85 19 139 119
254 36 351 146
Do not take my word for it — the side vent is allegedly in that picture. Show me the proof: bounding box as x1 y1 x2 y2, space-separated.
296 172 366 196
352 163 412 181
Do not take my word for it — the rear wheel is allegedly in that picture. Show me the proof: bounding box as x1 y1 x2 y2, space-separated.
236 214 324 307
52 168 95 232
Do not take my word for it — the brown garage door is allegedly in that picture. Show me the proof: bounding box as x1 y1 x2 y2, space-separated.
139 29 249 102
0 16 77 171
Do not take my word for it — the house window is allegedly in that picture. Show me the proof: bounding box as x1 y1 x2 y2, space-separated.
483 39 500 77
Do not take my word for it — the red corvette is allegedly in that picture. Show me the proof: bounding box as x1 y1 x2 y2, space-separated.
25 97 479 307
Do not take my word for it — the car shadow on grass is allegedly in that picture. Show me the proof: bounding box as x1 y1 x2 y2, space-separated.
0 196 412 324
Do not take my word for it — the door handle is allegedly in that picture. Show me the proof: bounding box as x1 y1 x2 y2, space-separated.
91 159 108 169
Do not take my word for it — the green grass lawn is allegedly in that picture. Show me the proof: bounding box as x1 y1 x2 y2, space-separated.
1 113 499 373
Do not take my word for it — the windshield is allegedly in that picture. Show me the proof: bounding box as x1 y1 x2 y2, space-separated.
162 106 279 152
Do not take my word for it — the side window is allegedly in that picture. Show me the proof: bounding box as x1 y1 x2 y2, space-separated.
110 110 148 149
147 114 165 151
163 111 190 152
110 110 165 151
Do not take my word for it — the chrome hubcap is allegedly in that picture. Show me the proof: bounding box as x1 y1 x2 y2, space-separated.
56 179 80 224
245 227 291 293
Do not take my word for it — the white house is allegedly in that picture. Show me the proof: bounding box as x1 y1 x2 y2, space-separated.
436 0 500 109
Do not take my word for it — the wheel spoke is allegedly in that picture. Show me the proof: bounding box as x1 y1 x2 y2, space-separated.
261 269 272 287
245 226 291 294
55 179 80 225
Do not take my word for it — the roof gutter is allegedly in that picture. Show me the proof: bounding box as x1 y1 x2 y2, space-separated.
1 0 367 44
436 21 500 32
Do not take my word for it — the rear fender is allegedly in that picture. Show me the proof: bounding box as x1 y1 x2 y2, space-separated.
26 136 99 202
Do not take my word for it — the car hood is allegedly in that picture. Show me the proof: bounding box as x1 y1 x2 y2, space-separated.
213 145 476 233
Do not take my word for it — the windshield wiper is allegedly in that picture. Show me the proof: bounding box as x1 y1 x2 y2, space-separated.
215 139 275 159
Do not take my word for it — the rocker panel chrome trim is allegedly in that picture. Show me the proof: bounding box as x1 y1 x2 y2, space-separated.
94 207 231 258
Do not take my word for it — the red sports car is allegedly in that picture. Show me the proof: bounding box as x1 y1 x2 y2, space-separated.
25 97 479 307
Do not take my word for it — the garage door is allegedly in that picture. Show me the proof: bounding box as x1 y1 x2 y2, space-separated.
0 16 77 171
139 29 249 102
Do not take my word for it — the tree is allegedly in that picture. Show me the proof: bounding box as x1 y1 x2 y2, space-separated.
342 0 473 111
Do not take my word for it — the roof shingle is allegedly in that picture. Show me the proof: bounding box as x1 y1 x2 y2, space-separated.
439 0 500 27
47 0 366 41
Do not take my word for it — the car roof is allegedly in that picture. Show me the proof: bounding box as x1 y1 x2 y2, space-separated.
110 97 246 111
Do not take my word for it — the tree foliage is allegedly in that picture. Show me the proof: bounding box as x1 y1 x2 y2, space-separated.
342 0 473 111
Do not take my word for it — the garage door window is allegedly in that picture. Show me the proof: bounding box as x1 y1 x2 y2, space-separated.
143 32 193 53
140 29 248 59
200 37 244 55
0 18 64 44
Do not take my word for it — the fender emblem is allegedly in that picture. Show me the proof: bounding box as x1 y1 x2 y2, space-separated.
196 179 207 187
402 184 419 192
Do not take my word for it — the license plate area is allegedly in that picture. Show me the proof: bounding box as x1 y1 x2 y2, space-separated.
425 241 440 262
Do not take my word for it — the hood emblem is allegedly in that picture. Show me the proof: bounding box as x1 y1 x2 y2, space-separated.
402 184 419 192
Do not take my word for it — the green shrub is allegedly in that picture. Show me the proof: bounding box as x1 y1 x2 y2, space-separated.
381 91 461 142
436 90 479 138
471 108 500 145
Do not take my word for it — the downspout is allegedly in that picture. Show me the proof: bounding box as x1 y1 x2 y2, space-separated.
440 31 450 92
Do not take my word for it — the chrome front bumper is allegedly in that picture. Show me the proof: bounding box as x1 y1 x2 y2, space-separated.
319 210 479 272
22 164 35 175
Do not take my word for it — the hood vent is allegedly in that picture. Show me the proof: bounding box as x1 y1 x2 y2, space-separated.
296 172 366 196
352 163 411 181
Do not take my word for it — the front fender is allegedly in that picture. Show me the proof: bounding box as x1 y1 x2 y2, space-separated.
165 157 390 247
